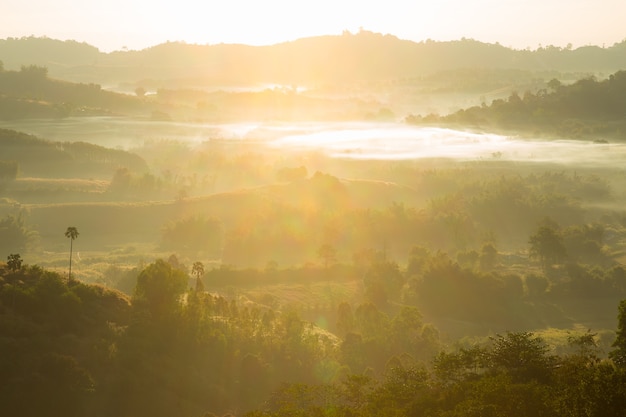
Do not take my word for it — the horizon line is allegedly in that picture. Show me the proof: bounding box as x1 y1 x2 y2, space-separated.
2 29 624 54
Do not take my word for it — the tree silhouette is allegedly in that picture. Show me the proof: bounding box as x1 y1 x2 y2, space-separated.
7 253 22 272
610 299 626 367
192 261 205 292
64 226 79 281
528 224 566 271
134 259 188 320
317 244 337 269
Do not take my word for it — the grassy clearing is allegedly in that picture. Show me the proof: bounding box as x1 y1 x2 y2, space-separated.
535 327 616 356
209 279 362 311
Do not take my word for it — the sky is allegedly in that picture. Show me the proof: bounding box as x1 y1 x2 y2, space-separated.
3 0 625 52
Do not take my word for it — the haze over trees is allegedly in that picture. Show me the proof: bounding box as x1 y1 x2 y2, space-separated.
3 33 626 87
408 70 626 140
2 256 626 416
3 31 626 416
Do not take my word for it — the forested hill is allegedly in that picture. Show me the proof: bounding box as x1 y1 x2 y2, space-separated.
408 70 626 140
0 128 147 178
0 65 147 118
2 32 626 86
3 259 626 417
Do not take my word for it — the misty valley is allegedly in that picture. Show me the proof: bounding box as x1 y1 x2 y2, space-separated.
3 34 626 417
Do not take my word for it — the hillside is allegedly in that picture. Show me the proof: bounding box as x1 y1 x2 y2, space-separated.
2 32 626 89
408 70 626 140
0 65 149 118
0 128 147 178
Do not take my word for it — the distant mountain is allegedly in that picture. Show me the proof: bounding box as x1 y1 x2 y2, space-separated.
2 32 626 88
0 36 100 70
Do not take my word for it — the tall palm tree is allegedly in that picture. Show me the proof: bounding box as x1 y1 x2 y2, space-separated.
65 226 79 282
192 261 205 292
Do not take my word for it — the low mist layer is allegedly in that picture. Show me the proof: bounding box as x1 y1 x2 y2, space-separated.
2 118 624 168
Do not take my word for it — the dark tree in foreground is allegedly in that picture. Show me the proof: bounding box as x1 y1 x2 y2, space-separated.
610 299 626 367
7 253 22 272
487 331 555 383
64 226 79 281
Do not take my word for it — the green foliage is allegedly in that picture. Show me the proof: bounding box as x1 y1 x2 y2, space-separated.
249 321 626 417
192 261 205 291
363 259 404 307
433 345 484 384
479 243 498 271
418 70 626 139
563 223 609 266
3 48 626 414
610 299 626 367
0 212 36 254
487 332 555 383
0 63 144 120
0 128 147 178
528 222 567 270
4 260 626 417
20 64 48 79
525 273 549 297
411 252 527 325
0 264 130 416
6 253 22 271
337 302 441 375
133 258 188 320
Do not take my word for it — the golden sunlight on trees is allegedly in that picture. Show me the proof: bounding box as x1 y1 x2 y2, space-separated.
317 243 337 269
133 259 188 321
192 261 205 292
0 214 36 255
528 222 567 271
8 37 626 416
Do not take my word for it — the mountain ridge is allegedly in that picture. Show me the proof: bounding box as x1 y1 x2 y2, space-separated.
2 32 625 87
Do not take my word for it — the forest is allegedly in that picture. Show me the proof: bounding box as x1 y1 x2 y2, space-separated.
3 260 626 416
3 33 626 416
407 70 626 140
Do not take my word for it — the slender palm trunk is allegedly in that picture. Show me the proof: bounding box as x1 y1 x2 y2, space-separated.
69 238 73 282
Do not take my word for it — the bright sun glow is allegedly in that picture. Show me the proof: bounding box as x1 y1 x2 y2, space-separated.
3 0 626 51
2 118 624 168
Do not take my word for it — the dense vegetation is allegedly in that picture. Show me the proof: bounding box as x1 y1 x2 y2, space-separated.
2 257 626 416
5 34 626 123
0 128 147 178
0 65 146 118
4 32 626 416
408 70 626 140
